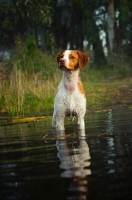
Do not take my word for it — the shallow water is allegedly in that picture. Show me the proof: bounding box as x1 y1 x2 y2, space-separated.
0 108 132 200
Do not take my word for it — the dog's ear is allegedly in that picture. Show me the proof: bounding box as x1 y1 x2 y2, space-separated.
77 50 90 69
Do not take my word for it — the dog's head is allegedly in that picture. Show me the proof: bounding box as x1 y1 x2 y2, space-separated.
57 50 90 70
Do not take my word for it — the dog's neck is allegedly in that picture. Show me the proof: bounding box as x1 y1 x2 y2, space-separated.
62 69 80 92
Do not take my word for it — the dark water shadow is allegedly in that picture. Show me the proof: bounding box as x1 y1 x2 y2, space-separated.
0 108 132 199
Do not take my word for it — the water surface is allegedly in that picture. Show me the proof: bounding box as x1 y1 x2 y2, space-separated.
0 108 132 200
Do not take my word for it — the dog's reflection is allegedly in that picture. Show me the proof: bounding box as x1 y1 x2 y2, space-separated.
54 129 91 199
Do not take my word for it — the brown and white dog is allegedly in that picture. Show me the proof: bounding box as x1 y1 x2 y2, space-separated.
52 50 90 131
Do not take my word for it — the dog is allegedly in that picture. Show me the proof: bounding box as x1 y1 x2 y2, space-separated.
52 50 90 131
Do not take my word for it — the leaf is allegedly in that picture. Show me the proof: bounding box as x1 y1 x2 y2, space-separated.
25 0 29 5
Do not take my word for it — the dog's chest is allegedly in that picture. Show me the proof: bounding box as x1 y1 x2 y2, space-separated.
63 73 77 92
62 91 77 112
57 81 85 112
54 70 86 114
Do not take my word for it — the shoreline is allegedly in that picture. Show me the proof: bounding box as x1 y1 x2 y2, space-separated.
0 104 132 126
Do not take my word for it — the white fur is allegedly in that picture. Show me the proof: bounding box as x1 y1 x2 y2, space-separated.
52 51 86 131
58 50 71 69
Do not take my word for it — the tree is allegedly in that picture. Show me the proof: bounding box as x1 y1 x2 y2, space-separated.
0 0 53 47
0 0 132 66
105 0 115 54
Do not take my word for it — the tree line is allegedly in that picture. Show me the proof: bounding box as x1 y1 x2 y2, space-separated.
0 0 132 66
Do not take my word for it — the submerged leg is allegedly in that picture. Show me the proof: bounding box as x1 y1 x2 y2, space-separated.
52 112 57 128
57 114 65 131
77 115 85 130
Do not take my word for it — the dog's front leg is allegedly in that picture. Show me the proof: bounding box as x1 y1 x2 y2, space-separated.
77 115 85 130
57 114 65 131
52 112 57 128
52 113 65 130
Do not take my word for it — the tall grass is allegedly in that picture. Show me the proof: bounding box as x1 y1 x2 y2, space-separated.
0 63 61 115
0 37 132 115
0 37 62 115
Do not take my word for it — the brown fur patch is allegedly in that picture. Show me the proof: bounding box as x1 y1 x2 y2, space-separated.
78 80 86 97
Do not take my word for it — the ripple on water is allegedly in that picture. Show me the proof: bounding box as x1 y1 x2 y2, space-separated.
0 108 132 199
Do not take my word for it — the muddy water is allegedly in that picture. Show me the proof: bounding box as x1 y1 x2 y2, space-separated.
0 108 132 200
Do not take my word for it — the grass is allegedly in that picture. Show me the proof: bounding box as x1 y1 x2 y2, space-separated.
84 69 132 110
0 63 60 115
0 39 132 116
1 64 132 116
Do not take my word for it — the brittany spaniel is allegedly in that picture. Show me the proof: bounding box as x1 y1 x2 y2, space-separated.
52 50 90 131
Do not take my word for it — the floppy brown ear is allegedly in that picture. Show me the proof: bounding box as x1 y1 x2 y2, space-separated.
77 50 90 69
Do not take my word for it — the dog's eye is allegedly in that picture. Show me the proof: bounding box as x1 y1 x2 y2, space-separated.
60 55 63 58
70 55 75 59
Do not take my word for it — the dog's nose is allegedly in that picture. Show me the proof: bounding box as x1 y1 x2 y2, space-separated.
60 58 66 65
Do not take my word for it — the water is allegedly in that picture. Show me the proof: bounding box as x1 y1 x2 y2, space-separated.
0 107 132 200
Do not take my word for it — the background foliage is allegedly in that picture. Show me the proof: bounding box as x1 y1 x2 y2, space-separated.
0 0 132 66
0 0 132 115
